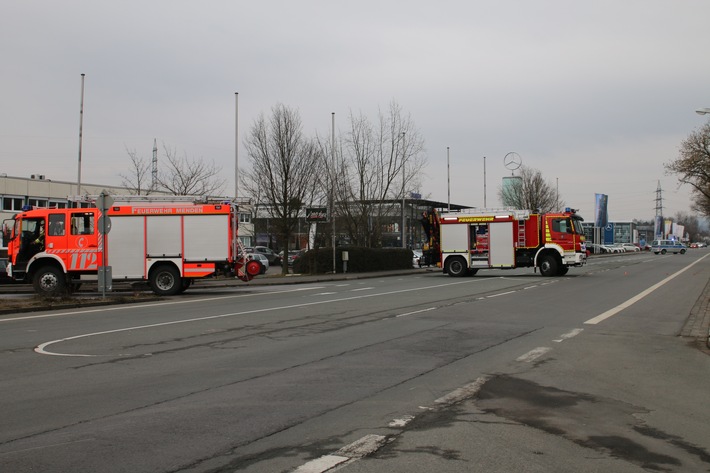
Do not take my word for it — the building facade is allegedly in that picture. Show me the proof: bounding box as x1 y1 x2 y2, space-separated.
1 174 256 247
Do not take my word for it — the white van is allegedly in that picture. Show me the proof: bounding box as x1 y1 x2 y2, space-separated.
651 240 687 255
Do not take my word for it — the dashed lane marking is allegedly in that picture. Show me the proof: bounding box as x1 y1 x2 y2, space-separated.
516 347 552 363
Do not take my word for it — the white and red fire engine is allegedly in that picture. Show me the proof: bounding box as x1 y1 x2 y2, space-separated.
420 207 587 276
3 195 262 296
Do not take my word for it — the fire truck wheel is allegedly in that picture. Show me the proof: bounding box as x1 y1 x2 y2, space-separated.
557 266 569 276
446 256 467 277
539 255 559 277
149 265 182 296
178 278 192 294
33 265 67 296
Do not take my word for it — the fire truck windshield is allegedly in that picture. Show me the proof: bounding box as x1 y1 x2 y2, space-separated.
571 216 585 235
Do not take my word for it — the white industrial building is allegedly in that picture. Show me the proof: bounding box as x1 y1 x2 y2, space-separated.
0 174 255 247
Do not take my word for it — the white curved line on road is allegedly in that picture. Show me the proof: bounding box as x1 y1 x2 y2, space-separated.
1 286 327 323
35 278 488 357
585 253 710 325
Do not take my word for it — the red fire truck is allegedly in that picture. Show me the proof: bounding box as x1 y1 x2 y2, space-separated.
420 207 587 276
3 195 262 296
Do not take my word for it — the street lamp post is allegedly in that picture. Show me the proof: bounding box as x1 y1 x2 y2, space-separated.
400 132 406 249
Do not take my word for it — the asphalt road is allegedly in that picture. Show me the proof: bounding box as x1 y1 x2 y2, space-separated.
1 251 709 473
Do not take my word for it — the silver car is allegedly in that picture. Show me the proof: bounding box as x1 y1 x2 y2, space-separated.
247 252 270 273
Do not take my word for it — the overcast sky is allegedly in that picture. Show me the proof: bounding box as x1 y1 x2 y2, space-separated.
2 1 709 222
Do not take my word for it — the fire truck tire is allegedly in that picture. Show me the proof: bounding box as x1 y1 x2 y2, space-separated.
557 266 569 276
446 257 467 277
539 255 559 277
468 268 479 276
178 278 192 294
149 265 182 296
32 265 67 297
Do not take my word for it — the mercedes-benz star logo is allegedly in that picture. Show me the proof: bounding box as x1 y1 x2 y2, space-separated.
504 152 522 171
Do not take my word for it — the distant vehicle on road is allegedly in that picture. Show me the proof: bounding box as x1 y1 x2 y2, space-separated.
651 239 687 255
619 243 640 252
250 246 282 266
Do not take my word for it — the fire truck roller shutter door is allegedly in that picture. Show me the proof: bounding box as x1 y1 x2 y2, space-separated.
184 215 229 261
147 216 181 258
108 216 146 278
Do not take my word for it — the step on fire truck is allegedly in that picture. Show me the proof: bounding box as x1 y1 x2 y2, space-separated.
3 195 262 296
420 207 587 277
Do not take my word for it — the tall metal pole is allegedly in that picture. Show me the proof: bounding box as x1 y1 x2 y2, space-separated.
401 132 406 249
235 92 239 199
77 73 85 201
151 138 158 193
483 156 487 208
447 147 451 211
331 112 336 273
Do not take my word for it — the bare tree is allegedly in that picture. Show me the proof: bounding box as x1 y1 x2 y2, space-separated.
498 165 562 213
120 147 153 195
665 122 710 217
674 211 700 242
241 104 323 274
121 143 225 197
335 101 426 247
156 144 226 196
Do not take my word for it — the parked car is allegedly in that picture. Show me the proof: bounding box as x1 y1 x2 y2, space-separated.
412 249 422 267
651 239 687 255
277 250 305 266
287 250 305 266
246 252 269 274
619 243 640 252
249 246 282 266
0 257 12 283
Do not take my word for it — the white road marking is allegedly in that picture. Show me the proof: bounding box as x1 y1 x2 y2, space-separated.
516 347 552 362
351 287 374 292
293 455 349 472
487 291 516 298
0 286 326 323
395 307 436 318
389 415 415 428
293 435 388 473
585 253 709 325
553 328 583 342
34 278 492 357
434 377 488 405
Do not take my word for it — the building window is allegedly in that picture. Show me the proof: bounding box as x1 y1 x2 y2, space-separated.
239 212 251 224
28 198 48 208
49 200 68 209
239 236 253 247
2 197 24 211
